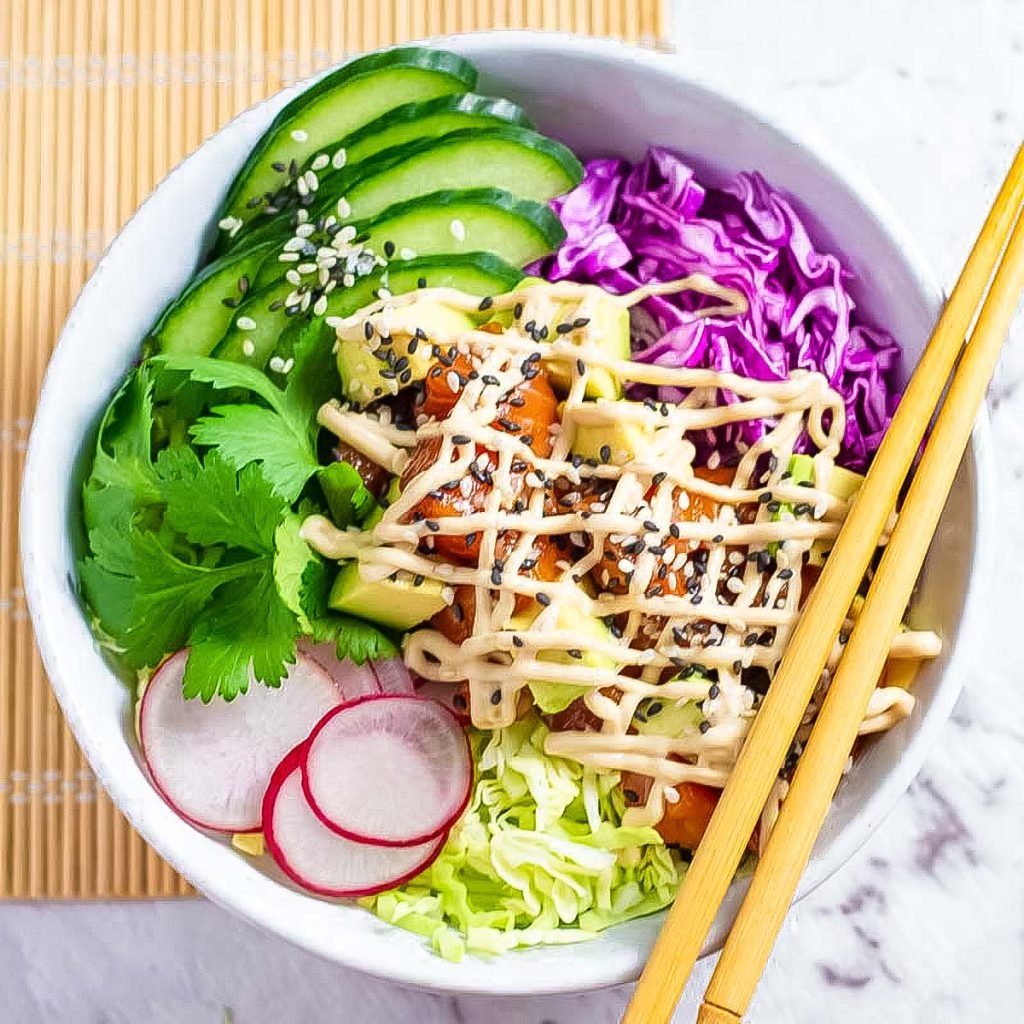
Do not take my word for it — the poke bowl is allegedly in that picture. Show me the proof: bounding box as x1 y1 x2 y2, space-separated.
20 32 993 995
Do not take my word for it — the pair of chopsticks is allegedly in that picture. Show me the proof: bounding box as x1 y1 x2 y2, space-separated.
624 141 1024 1024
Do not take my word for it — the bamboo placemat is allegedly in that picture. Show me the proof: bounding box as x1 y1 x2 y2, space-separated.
0 2 668 900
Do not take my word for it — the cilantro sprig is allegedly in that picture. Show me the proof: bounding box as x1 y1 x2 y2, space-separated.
79 321 395 702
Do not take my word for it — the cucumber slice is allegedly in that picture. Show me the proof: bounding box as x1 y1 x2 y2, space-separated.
241 94 532 241
335 126 582 227
146 239 278 356
214 47 477 242
253 189 564 289
213 253 522 367
224 126 582 256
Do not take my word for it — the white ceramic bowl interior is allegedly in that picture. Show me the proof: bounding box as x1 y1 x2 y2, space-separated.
21 33 993 995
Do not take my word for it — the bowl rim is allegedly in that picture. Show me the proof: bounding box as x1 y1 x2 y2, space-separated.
19 30 995 996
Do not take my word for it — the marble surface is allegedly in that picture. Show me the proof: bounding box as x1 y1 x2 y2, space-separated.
3 1 1023 1020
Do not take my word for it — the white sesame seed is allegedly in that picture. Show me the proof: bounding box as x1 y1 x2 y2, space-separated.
285 269 301 286
525 472 542 488
268 356 285 372
377 287 392 300
290 128 308 142
590 501 606 513
570 532 585 547
338 224 357 242
617 558 633 574
295 223 315 238
311 153 330 171
449 218 466 241
399 247 417 260
285 290 302 307
300 292 312 312
296 209 309 224
278 252 299 262
281 358 295 374
332 147 347 169
663 545 676 563
677 492 690 510
336 197 351 218
313 296 328 316
342 272 355 287
304 170 319 191
446 370 460 393
236 315 257 330
726 576 745 594
441 586 455 605
283 237 305 251
242 340 255 357
296 177 309 197
217 215 242 236
459 477 473 498
728 551 744 566
297 262 317 275
707 451 722 470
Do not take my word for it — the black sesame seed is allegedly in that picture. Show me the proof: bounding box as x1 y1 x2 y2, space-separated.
491 568 503 586
652 471 668 487
268 299 284 311
699 720 711 734
709 683 721 699
383 240 396 258
600 444 612 463
778 568 794 580
623 788 640 804
425 520 440 532
513 302 523 319
556 322 574 334
417 276 427 288
758 492 774 504
512 634 524 648
536 592 551 607
568 649 583 660
490 689 502 706
413 574 425 587
576 358 586 376
669 523 681 539
497 417 521 432
221 297 240 308
647 701 663 716
767 501 781 514
839 630 850 645
451 434 471 446
573 316 590 329
478 295 493 311
272 161 287 172
744 633 758 647
363 321 374 340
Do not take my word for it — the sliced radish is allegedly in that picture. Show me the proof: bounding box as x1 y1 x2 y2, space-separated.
298 639 381 699
263 745 444 897
412 677 472 724
302 695 472 848
369 657 415 694
140 649 344 833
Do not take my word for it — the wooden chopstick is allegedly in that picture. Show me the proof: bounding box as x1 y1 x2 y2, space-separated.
623 141 1024 1024
697 154 1024 1024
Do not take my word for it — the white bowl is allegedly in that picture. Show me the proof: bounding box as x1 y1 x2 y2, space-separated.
21 32 994 995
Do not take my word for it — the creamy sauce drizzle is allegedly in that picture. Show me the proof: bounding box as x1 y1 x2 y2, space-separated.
302 277 940 830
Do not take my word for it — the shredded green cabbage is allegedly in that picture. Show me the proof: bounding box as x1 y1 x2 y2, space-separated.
362 714 681 960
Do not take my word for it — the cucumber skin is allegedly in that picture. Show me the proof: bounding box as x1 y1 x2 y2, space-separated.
215 47 478 242
249 188 565 290
146 239 278 357
224 125 583 257
236 93 534 243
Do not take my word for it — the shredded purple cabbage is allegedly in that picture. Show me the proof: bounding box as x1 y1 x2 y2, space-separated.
531 147 902 469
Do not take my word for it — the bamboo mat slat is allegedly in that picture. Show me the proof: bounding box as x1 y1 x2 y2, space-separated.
0 1 668 900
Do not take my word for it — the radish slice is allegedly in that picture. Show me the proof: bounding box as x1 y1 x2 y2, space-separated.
263 745 443 897
302 695 472 848
369 658 415 694
140 650 343 833
298 639 381 699
412 678 472 724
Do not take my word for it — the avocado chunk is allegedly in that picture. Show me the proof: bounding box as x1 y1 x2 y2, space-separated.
328 560 447 630
571 404 655 465
507 600 618 714
807 462 863 566
631 669 711 737
491 277 630 399
336 299 475 405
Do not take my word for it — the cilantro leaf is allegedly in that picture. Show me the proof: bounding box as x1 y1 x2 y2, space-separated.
154 320 338 502
318 461 375 528
274 512 319 633
156 446 286 551
189 403 317 501
311 611 400 665
184 572 297 702
80 531 254 670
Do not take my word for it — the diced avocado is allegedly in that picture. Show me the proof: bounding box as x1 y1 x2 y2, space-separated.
571 408 654 465
489 278 630 399
632 697 705 737
329 560 447 630
770 454 815 557
507 601 617 714
545 294 630 400
336 299 474 405
808 463 863 566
